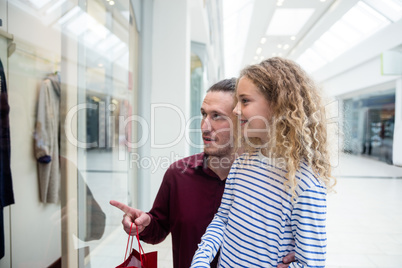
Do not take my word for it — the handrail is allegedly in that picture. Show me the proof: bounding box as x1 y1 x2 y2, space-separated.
0 28 13 40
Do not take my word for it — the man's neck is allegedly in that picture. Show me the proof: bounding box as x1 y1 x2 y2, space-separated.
207 154 235 181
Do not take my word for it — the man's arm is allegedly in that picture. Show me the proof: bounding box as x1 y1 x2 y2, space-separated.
109 200 151 235
110 166 174 244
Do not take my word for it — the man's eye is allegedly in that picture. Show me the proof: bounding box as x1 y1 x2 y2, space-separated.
201 113 207 118
212 114 221 120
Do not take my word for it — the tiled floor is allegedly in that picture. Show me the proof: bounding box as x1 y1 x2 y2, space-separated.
326 154 402 268
85 153 402 268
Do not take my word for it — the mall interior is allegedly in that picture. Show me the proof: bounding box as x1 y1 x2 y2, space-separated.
0 0 401 267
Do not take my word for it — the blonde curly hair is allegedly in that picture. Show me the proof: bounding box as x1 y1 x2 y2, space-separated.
236 57 335 195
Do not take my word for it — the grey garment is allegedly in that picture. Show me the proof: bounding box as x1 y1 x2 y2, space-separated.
34 74 60 203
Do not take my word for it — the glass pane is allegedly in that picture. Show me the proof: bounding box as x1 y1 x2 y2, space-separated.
72 0 138 266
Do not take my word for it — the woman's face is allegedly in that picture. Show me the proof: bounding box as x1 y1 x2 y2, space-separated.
233 76 272 144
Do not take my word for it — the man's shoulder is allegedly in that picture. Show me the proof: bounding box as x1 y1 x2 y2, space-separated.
168 152 205 171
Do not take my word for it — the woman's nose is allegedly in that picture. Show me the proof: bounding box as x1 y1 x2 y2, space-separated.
233 102 241 116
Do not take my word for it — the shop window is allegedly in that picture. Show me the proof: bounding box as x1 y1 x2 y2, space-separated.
343 90 395 164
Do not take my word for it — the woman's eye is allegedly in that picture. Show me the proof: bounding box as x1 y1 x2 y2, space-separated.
241 99 249 104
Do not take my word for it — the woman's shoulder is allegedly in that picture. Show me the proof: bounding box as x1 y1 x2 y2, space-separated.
296 162 327 192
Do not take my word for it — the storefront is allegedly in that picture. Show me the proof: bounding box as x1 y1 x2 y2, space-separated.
0 0 139 266
343 90 395 164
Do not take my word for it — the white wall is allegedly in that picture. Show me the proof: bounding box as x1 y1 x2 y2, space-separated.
321 57 399 98
136 0 226 210
142 0 190 209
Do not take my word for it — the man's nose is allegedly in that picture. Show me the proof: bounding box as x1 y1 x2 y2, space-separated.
201 117 212 132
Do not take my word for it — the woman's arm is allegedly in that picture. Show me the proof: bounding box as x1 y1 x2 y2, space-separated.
190 161 239 267
290 183 327 268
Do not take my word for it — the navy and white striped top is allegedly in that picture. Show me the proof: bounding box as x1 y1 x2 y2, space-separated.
191 151 327 268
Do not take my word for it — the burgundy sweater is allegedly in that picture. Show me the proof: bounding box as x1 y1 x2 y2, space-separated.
139 153 225 268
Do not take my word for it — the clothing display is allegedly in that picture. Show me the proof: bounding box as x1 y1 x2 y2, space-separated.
139 153 224 268
191 151 327 267
34 74 61 203
0 58 15 259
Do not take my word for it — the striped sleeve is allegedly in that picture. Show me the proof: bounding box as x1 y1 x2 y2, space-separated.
290 182 327 268
190 159 238 267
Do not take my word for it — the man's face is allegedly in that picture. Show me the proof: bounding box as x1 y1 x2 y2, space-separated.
200 91 235 158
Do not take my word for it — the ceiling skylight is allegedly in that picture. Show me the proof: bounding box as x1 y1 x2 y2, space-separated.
266 8 315 36
364 0 402 22
297 1 394 73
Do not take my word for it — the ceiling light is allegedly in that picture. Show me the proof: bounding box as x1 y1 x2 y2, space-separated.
277 44 282 48
256 47 262 54
254 56 258 60
290 36 296 40
283 44 290 50
109 1 115 5
266 8 315 36
260 37 267 44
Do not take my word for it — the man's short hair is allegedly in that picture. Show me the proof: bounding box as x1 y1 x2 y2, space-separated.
207 78 236 93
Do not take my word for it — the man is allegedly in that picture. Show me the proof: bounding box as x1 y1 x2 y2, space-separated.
110 78 295 268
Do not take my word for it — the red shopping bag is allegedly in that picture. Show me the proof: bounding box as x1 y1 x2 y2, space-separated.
116 223 157 268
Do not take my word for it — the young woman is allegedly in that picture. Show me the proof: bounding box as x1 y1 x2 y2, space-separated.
191 57 336 267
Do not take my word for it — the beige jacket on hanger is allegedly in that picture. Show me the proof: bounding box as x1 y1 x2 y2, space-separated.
34 73 60 203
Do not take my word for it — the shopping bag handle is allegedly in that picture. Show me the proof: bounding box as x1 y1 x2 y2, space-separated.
124 222 145 266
